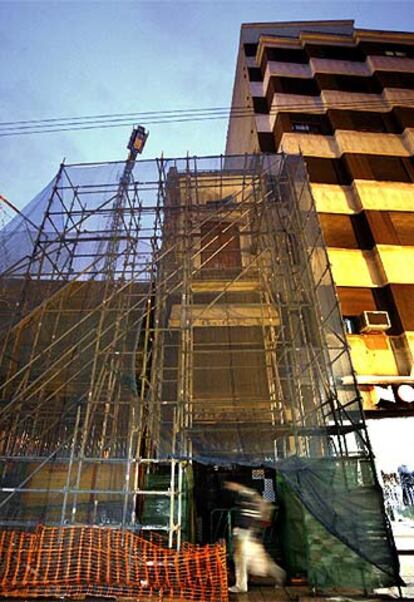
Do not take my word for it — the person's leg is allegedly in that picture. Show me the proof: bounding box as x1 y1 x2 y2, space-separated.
229 528 249 593
266 556 287 586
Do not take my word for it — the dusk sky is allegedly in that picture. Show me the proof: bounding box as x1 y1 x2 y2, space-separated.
1 0 414 211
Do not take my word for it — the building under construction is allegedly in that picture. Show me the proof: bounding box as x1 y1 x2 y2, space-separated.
0 152 402 599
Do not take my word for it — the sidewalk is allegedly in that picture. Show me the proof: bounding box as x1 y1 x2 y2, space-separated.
228 584 411 601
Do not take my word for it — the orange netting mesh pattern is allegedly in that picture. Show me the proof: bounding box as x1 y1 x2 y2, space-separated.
0 526 228 601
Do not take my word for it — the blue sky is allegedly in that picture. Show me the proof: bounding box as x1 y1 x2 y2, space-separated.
1 0 413 210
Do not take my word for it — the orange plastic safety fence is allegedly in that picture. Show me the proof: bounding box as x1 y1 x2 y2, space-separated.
0 526 228 601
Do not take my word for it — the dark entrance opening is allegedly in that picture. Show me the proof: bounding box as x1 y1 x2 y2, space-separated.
193 462 284 578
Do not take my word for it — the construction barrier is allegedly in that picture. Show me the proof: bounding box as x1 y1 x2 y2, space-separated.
0 525 228 601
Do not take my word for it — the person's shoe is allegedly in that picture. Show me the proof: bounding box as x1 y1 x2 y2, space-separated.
228 585 248 593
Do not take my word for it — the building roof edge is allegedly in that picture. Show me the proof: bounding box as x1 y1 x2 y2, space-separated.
241 19 355 30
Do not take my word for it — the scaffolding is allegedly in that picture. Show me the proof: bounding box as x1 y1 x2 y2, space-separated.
0 154 400 592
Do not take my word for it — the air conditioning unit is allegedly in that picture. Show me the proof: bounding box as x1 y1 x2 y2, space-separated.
358 310 391 333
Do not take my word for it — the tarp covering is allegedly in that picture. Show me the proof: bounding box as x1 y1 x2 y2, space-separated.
278 456 401 586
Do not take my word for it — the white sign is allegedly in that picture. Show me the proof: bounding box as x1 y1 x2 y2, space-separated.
374 384 414 405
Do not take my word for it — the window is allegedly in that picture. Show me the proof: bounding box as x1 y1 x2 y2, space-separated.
200 222 241 271
244 43 258 57
394 107 414 130
307 44 364 62
370 157 414 182
317 73 382 94
344 155 414 183
389 213 414 246
252 97 268 114
319 214 359 248
373 286 403 335
385 49 407 57
273 76 319 96
264 47 308 64
350 213 375 250
288 113 332 136
293 122 312 133
248 67 262 82
337 287 377 316
206 197 235 211
377 71 414 90
292 122 311 133
258 133 276 153
390 284 414 331
304 157 351 185
349 112 387 133
329 109 401 134
359 42 414 58
343 316 358 334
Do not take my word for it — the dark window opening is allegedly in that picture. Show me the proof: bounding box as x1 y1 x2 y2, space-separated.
359 41 414 59
252 97 269 114
337 286 377 316
264 46 308 64
272 76 320 96
290 113 332 135
349 111 387 133
384 49 407 57
244 43 258 57
343 316 358 334
308 155 414 185
317 73 382 94
344 155 414 183
366 211 414 246
292 123 313 133
350 213 375 250
390 284 414 331
370 157 414 182
304 157 351 185
248 67 263 82
257 132 277 153
373 286 403 336
200 222 242 271
206 197 235 211
328 109 402 134
394 107 414 130
319 214 358 248
377 71 414 90
306 44 364 62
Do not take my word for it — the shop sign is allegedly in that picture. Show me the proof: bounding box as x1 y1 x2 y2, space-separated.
374 383 414 406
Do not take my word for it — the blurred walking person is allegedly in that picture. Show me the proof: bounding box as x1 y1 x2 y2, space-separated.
225 481 286 594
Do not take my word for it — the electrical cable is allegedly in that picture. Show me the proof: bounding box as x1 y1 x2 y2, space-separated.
0 96 414 137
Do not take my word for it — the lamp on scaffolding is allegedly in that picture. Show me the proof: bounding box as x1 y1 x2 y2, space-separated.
119 126 148 188
127 125 149 159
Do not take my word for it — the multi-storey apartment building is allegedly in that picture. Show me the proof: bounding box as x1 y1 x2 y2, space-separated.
226 19 414 579
0 20 411 596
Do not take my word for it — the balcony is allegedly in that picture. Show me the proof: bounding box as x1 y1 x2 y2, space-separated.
278 130 410 159
310 183 357 213
278 132 337 157
347 333 399 376
311 57 370 76
376 244 414 285
335 130 410 157
353 180 414 212
328 247 383 287
367 55 414 73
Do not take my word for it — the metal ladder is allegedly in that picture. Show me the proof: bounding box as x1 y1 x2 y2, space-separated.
136 458 186 549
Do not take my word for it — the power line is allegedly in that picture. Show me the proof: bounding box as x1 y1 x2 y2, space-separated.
2 97 414 131
1 97 414 137
0 106 234 128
